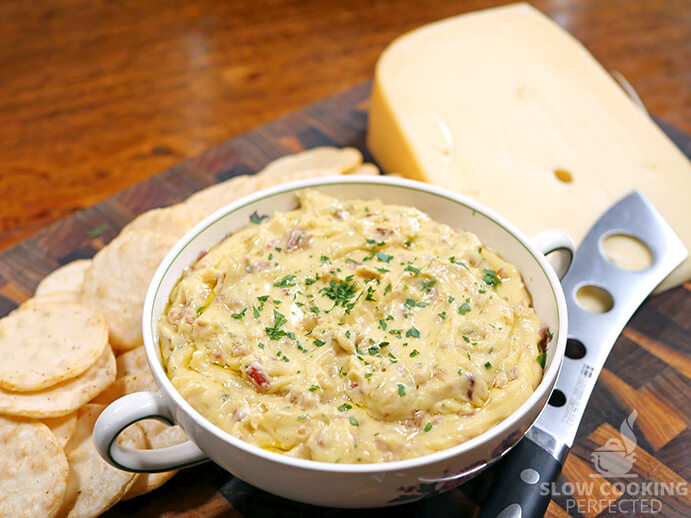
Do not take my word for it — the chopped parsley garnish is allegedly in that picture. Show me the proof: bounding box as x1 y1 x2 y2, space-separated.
249 211 269 224
309 385 320 392
252 306 261 318
410 349 420 357
483 268 502 287
304 277 316 285
397 384 406 396
338 403 352 412
368 346 380 355
449 256 468 269
195 306 206 315
320 279 357 308
544 329 554 341
421 280 436 292
378 319 388 331
462 335 470 343
458 302 471 315
389 329 402 337
406 327 420 338
345 330 351 339
405 265 421 275
296 341 307 353
376 252 393 263
384 283 392 295
313 339 326 347
320 255 331 265
448 295 455 303
231 308 247 319
257 295 269 302
258 342 265 349
438 312 447 319
349 416 359 426
309 306 320 314
281 355 290 362
376 267 390 274
423 423 433 432
273 274 297 287
265 310 289 340
365 286 376 301
484 361 493 369
537 352 546 369
457 369 463 376
88 223 109 238
366 238 385 246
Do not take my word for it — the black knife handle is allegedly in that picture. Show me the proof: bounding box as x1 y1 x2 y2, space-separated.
478 436 564 518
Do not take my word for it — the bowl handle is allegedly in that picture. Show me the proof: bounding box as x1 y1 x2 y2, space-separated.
93 391 208 473
530 230 575 279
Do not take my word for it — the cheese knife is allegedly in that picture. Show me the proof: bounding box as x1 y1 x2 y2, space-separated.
477 191 687 518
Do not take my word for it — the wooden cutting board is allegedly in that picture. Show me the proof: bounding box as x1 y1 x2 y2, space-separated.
1 82 688 518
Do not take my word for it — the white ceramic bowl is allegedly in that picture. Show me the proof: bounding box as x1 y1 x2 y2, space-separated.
94 176 572 508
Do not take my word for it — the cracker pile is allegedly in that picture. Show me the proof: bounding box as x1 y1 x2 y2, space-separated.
0 147 378 518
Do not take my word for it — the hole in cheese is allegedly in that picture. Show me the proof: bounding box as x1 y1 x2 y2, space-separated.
576 285 614 314
601 234 653 272
553 168 573 183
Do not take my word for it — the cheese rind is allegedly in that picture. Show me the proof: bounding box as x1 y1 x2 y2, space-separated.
367 3 691 291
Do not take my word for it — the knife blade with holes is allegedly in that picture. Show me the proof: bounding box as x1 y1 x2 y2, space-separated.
478 191 687 518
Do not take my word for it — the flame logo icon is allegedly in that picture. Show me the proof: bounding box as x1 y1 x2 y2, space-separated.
590 410 638 478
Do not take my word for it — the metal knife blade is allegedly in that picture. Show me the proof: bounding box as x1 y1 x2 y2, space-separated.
478 191 687 518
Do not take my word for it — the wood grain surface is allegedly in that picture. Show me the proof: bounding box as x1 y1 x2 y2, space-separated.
0 82 688 518
1 0 689 249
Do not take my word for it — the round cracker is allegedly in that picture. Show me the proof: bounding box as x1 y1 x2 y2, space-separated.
91 371 157 406
120 204 208 239
42 412 78 449
36 260 91 297
183 174 258 214
0 417 69 518
80 231 178 351
349 163 380 176
0 302 108 391
58 404 145 518
22 290 82 307
258 147 362 180
123 422 188 500
0 345 116 418
115 346 149 378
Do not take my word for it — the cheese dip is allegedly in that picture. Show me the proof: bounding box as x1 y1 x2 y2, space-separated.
159 191 546 463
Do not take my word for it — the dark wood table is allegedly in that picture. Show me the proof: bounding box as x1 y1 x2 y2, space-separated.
0 1 688 517
0 0 689 250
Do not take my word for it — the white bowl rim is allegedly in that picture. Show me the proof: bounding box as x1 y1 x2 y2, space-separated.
142 175 567 474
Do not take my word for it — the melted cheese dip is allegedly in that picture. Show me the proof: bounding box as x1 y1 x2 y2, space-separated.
159 191 545 463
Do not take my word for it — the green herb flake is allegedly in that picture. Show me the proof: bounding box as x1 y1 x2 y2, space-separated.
258 342 265 349
389 329 402 337
252 306 261 318
309 306 320 315
457 369 463 376
257 295 269 302
462 335 470 343
338 403 352 412
537 353 546 369
250 211 269 224
449 256 468 269
309 385 320 392
231 308 247 319
320 279 357 308
378 319 387 330
368 346 380 355
405 265 421 275
384 283 392 295
397 384 406 396
484 361 493 369
448 295 455 303
421 280 437 292
349 416 359 427
423 423 433 432
265 310 288 340
88 223 109 238
195 306 206 316
458 302 471 315
376 252 393 263
409 349 420 358
406 327 420 338
320 255 331 265
438 312 447 319
483 268 502 287
313 339 326 347
273 274 297 288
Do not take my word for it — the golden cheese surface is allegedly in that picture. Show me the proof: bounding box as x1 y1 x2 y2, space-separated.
159 191 545 463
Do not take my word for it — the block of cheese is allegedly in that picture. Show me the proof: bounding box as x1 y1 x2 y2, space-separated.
367 3 691 291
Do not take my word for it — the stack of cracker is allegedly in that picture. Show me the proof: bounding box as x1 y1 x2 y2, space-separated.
0 148 378 518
